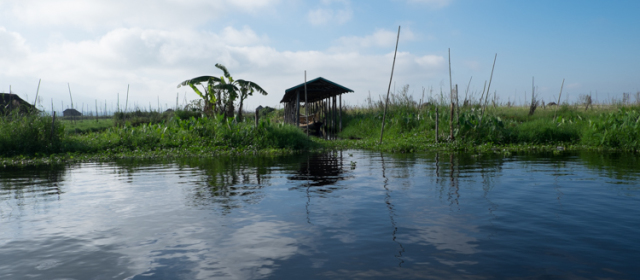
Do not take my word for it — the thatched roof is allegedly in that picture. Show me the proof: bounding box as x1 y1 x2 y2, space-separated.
63 108 82 116
280 77 353 103
0 93 37 114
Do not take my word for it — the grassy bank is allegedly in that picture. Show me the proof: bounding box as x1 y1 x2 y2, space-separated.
312 88 640 153
2 90 639 166
1 110 314 164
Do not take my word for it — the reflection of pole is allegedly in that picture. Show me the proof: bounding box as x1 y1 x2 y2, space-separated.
304 71 308 140
449 153 459 208
306 154 312 224
380 26 401 145
380 153 405 267
435 153 439 178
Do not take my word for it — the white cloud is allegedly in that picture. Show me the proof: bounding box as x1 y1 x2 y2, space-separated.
330 28 416 52
406 0 452 9
0 0 281 30
0 27 30 63
307 0 352 26
0 24 447 111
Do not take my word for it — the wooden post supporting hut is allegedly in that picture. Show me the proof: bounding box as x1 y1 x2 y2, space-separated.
280 77 353 139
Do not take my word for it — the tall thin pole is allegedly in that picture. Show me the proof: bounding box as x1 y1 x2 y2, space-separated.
125 84 129 113
448 48 453 107
296 91 300 127
448 49 454 141
435 106 439 144
554 78 565 120
67 83 74 109
481 54 497 118
379 25 401 145
34 79 41 106
464 76 472 106
304 71 308 140
339 93 342 133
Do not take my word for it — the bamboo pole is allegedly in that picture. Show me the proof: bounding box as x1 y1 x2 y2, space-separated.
334 96 337 138
95 100 98 122
379 25 401 145
448 47 453 108
464 76 472 106
67 83 74 109
481 54 497 118
435 106 439 144
296 91 300 127
450 87 455 141
8 85 13 113
50 111 56 141
33 79 41 106
304 71 308 139
339 93 342 133
455 84 459 128
125 84 129 113
554 78 565 120
323 98 327 139
479 80 487 108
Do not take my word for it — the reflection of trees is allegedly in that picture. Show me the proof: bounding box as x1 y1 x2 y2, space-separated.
178 157 281 213
578 152 640 189
431 153 505 207
0 165 67 218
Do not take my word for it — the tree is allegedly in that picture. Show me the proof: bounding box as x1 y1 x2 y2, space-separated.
177 71 238 116
179 64 267 119
214 64 268 121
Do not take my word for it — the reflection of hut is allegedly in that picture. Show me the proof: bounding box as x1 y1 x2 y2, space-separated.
63 108 82 117
0 93 37 114
280 77 353 139
288 152 348 191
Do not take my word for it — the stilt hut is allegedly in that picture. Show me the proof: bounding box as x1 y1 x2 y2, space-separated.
280 77 353 139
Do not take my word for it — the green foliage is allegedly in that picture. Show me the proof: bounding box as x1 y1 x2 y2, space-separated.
1 113 313 158
581 109 640 149
63 118 113 134
0 112 65 156
332 85 638 152
178 64 268 118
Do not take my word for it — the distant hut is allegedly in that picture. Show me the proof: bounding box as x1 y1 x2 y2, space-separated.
280 77 353 139
0 92 37 114
63 108 82 117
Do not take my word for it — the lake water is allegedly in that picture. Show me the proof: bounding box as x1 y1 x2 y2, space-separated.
1 151 639 279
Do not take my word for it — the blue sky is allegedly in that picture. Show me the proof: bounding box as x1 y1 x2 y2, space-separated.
1 0 639 113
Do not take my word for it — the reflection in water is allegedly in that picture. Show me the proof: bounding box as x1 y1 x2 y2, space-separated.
178 157 275 213
0 165 67 220
1 151 639 279
288 151 347 190
380 153 405 267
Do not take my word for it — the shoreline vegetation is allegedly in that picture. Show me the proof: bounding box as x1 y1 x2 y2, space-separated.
2 85 640 167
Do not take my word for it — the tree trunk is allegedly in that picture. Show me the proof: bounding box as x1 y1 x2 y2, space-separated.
237 98 244 122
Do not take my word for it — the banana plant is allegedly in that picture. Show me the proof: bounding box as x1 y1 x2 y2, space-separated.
215 63 268 121
178 75 238 116
179 64 266 119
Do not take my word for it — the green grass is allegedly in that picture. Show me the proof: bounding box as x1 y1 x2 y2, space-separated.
1 89 639 166
63 118 114 134
311 89 640 153
1 112 315 160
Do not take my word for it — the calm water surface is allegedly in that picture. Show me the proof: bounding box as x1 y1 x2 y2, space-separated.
1 151 639 279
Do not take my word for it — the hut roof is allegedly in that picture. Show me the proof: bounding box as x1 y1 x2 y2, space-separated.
280 77 353 103
1 92 29 104
0 93 38 113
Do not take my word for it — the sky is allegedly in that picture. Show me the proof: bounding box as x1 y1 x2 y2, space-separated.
1 0 639 114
